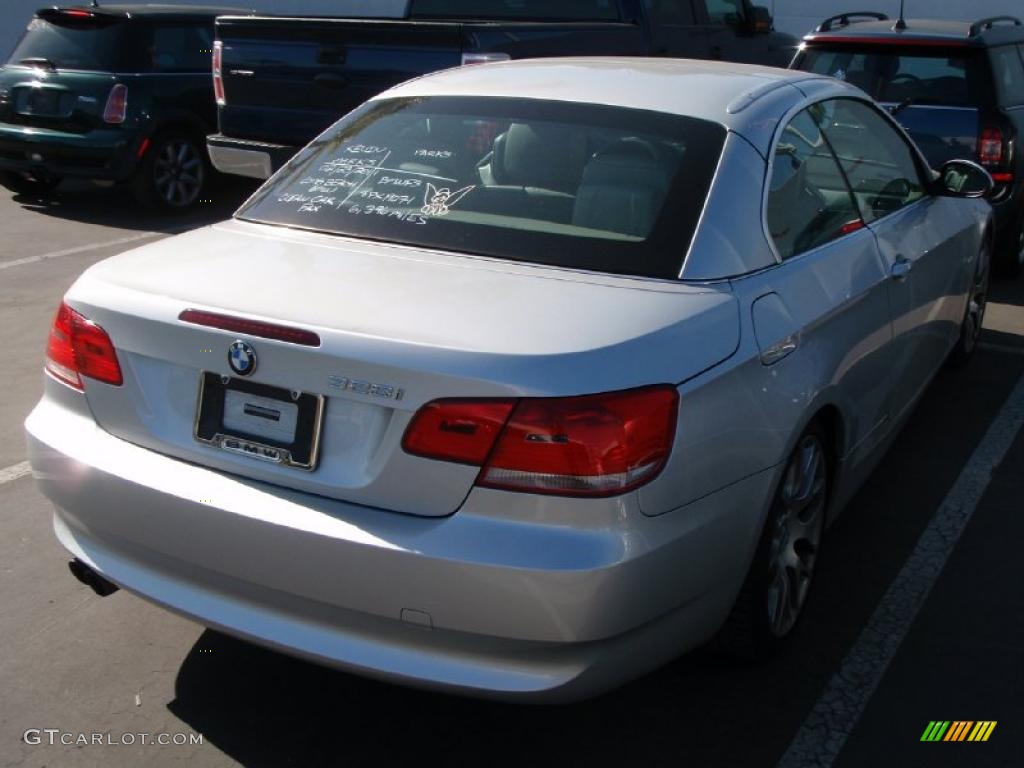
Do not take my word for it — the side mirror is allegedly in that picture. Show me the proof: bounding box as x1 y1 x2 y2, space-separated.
936 159 994 199
745 5 773 34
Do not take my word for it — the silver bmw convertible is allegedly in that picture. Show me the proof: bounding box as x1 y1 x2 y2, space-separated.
25 58 993 701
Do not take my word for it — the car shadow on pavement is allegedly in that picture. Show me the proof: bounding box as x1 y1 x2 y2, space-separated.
166 629 801 768
989 275 1024 308
9 177 259 233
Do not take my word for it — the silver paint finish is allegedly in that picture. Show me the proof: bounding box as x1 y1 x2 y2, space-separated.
25 58 993 699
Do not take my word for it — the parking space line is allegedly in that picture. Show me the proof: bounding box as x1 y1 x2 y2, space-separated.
0 461 31 486
0 232 163 272
777 371 1024 768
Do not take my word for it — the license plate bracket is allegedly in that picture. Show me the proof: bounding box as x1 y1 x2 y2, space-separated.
194 373 324 470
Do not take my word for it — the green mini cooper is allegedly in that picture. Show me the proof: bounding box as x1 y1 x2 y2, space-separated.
0 4 243 209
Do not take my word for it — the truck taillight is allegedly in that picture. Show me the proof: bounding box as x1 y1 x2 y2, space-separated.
102 84 127 124
979 127 1004 166
45 302 123 390
403 386 679 497
212 40 225 106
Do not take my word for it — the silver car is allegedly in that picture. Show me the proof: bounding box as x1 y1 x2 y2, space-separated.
25 58 993 701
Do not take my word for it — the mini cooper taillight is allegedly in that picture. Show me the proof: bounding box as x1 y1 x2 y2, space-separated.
978 126 1004 166
45 302 123 390
102 83 127 124
403 386 679 497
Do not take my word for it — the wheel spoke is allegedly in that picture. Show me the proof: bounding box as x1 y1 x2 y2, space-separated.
767 433 827 638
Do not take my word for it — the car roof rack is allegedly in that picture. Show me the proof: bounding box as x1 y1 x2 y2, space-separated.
969 16 1022 36
815 11 888 33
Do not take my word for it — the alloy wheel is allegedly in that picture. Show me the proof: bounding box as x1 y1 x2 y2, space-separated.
153 139 204 207
963 240 991 357
766 433 827 638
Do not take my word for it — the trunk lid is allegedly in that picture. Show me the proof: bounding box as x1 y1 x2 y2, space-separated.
216 16 464 146
66 220 740 517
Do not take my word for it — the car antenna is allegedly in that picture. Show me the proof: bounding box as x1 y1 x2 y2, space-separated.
894 0 907 30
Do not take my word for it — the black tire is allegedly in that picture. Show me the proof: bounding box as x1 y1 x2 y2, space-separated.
131 130 208 211
948 235 991 369
716 422 829 659
0 170 61 197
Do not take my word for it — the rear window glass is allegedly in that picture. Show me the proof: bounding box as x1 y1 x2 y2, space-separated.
237 97 725 280
798 46 987 107
8 15 128 71
410 0 620 21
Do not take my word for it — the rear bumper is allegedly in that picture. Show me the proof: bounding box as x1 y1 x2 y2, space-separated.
207 134 295 179
25 383 772 701
0 122 138 181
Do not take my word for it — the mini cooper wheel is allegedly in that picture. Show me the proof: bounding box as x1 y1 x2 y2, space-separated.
132 132 207 210
948 237 991 368
717 423 828 658
0 170 61 197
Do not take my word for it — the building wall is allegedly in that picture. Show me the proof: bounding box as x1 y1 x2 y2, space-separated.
3 1 1023 64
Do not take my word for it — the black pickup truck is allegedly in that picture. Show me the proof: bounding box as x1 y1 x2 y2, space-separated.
208 0 797 178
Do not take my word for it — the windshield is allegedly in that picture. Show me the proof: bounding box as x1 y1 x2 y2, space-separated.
8 15 127 71
237 96 725 280
798 46 987 106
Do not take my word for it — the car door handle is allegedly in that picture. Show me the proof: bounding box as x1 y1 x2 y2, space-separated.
890 257 913 281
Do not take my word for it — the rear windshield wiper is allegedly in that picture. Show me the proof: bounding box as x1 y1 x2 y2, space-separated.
19 57 57 71
888 97 964 116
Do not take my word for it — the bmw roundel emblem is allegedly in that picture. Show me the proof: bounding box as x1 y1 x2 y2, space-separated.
228 340 257 377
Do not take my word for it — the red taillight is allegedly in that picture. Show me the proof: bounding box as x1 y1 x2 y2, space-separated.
979 127 1004 166
102 83 127 124
63 9 93 18
45 302 123 390
212 41 225 106
403 399 516 465
403 386 679 497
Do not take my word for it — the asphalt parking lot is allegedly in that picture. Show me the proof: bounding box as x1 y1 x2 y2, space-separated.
1 181 1022 768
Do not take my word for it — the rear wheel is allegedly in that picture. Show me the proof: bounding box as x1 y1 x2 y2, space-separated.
948 236 991 368
717 423 828 658
132 131 207 211
0 170 61 197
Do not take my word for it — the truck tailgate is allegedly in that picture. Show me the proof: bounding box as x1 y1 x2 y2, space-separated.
216 17 463 146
